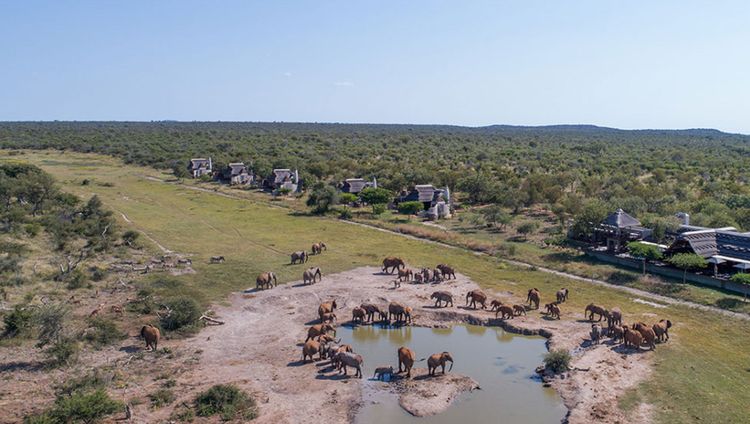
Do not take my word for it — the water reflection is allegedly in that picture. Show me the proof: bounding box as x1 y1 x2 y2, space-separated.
340 324 566 424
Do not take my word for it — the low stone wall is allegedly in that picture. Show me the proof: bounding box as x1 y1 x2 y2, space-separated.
585 250 750 296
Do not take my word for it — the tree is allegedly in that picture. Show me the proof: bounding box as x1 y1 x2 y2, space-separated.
627 242 663 275
397 201 423 215
570 199 609 241
668 253 707 283
171 161 189 179
306 183 338 215
730 273 750 302
482 205 512 230
516 221 539 240
360 187 391 214
339 193 358 205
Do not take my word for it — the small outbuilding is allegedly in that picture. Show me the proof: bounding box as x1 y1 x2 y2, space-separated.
263 168 300 193
221 163 254 185
341 178 377 194
595 209 653 252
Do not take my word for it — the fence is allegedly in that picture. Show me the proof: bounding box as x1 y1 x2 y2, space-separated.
585 250 750 296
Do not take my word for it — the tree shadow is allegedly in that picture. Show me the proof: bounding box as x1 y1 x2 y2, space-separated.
0 361 45 372
715 297 745 309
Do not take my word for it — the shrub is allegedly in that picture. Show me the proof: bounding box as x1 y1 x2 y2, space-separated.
45 337 80 367
121 230 141 248
371 204 386 215
89 266 108 282
24 222 41 237
160 297 202 332
149 388 176 408
339 193 358 205
338 207 352 220
306 183 339 215
2 305 35 338
64 269 88 290
194 384 257 421
26 389 122 424
543 349 571 373
397 201 424 215
83 317 126 348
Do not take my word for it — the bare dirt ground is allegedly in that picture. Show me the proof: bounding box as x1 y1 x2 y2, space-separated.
143 266 654 424
1 266 654 423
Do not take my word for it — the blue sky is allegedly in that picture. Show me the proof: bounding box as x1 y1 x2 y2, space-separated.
1 1 749 133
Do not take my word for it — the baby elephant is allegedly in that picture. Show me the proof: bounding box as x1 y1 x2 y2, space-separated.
373 365 394 381
590 324 602 345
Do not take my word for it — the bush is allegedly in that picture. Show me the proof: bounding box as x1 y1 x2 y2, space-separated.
397 201 424 215
160 297 202 332
24 222 41 237
89 266 108 282
149 388 176 408
194 384 257 421
371 204 386 215
83 317 126 348
543 349 571 373
338 207 352 220
45 337 80 367
121 230 141 248
63 269 88 290
339 193 358 205
2 305 35 338
306 183 339 215
26 389 122 424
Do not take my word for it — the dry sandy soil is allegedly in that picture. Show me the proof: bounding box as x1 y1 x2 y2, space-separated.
148 266 653 424
0 266 653 424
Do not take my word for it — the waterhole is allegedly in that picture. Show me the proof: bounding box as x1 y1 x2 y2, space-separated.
339 324 566 424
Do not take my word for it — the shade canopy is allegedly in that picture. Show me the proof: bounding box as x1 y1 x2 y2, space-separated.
733 263 750 270
707 257 726 264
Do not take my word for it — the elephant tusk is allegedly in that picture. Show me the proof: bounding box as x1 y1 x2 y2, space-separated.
448 361 453 372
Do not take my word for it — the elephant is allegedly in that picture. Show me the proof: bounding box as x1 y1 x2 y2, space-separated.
420 268 433 283
318 300 338 321
361 303 385 322
303 267 322 285
388 302 411 323
140 324 160 351
465 290 488 310
210 255 225 264
512 305 527 316
397 268 414 282
352 306 366 323
373 366 394 381
556 288 569 303
413 273 424 283
623 327 643 350
302 339 323 362
306 323 336 342
608 325 625 344
255 272 277 290
336 351 364 378
547 303 561 319
317 333 338 344
652 319 672 342
291 251 308 264
495 305 514 319
397 346 416 378
431 291 454 308
382 257 406 274
527 288 541 309
436 264 456 280
605 307 623 328
490 300 503 311
584 303 607 321
427 352 454 376
590 324 602 344
320 312 337 324
432 268 444 283
632 322 656 350
311 242 327 255
326 343 350 367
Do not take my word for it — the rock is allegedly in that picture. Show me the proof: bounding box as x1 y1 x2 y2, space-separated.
396 369 479 417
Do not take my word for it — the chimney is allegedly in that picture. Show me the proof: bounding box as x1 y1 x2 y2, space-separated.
208 157 212 171
372 177 377 189
676 212 690 226
294 169 299 183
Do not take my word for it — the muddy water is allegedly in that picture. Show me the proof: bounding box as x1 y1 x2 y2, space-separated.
339 324 566 424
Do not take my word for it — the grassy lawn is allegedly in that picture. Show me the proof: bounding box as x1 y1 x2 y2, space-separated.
3 150 750 423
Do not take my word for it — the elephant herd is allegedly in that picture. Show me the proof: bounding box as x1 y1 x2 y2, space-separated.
299 298 455 380
382 257 457 285
254 242 328 290
584 302 673 351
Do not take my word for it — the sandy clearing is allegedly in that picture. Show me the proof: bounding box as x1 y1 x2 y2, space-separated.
147 266 655 424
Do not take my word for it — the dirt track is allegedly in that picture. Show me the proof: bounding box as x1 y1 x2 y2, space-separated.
146 266 654 424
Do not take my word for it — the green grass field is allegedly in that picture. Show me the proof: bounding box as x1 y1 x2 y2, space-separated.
3 150 750 423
